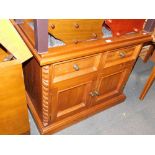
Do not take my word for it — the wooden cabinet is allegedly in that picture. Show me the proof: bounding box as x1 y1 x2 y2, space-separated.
0 20 32 135
19 32 150 134
0 47 30 135
13 19 152 134
23 44 143 134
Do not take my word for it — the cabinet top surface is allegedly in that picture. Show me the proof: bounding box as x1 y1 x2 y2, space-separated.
39 31 152 65
12 20 153 66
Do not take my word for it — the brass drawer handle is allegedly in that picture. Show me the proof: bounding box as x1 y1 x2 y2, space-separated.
51 24 55 29
92 33 97 38
94 91 100 96
90 91 100 97
73 64 80 71
90 91 96 97
74 23 79 29
119 51 126 58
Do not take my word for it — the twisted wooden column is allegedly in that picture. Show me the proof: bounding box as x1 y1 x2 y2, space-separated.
42 65 50 126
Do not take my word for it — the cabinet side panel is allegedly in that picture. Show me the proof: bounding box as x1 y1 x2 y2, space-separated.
23 58 43 120
0 61 30 134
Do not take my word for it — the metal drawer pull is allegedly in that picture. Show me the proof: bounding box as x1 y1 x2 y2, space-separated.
74 23 79 29
90 91 100 97
119 51 126 58
92 33 97 38
73 64 80 71
94 91 100 96
90 92 96 97
51 24 55 29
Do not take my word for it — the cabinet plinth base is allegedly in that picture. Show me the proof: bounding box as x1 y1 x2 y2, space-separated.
26 92 126 135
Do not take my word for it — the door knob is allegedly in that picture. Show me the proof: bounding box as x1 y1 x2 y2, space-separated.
51 24 55 29
92 33 97 38
119 51 126 58
74 23 79 29
73 64 80 71
90 91 96 97
90 91 100 97
94 91 100 96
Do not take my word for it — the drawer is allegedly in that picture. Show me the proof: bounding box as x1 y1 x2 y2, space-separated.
101 63 125 76
105 46 136 67
48 19 104 44
52 54 101 83
101 60 135 76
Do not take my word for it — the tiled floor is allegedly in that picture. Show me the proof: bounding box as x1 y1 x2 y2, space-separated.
28 58 155 135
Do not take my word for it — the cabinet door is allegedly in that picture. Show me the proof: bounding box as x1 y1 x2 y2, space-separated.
94 63 133 104
50 76 96 122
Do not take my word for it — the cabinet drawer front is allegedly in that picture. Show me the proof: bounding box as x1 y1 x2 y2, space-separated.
52 54 101 83
105 46 136 67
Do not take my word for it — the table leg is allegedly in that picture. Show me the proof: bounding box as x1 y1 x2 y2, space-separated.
139 66 155 100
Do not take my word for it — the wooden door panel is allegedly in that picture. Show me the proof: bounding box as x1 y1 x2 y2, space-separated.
99 71 123 95
95 71 125 103
50 80 94 121
94 65 132 104
57 83 91 117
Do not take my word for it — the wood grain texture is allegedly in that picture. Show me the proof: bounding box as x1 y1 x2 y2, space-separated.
0 47 8 61
13 20 153 134
23 44 143 134
42 65 50 126
12 19 152 66
10 19 41 63
0 20 32 63
27 90 126 135
139 44 155 62
40 33 152 66
48 19 104 43
50 75 97 121
0 59 30 134
52 54 101 83
23 58 43 121
139 66 155 100
150 50 155 63
95 63 133 104
18 22 35 46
